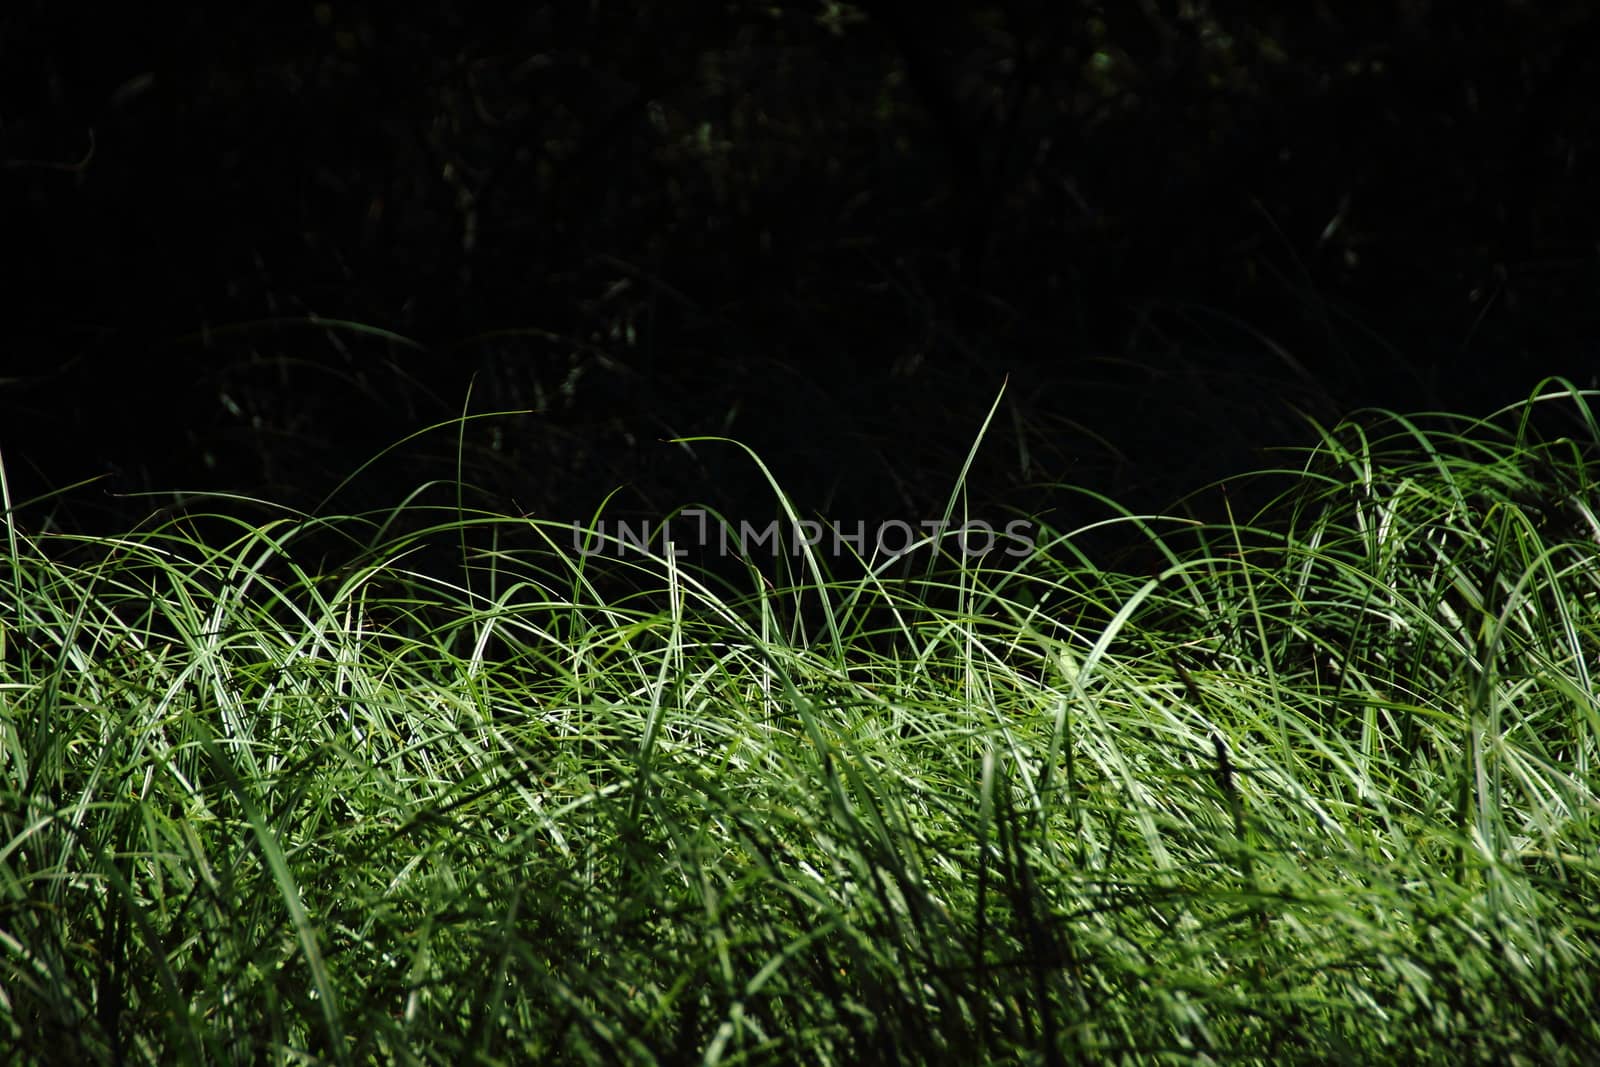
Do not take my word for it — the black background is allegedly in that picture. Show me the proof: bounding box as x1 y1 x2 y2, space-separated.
4 1 1597 541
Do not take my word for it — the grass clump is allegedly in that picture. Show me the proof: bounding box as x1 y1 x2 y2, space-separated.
2 381 1599 1064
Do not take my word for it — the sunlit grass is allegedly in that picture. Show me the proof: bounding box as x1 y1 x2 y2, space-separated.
3 381 1599 1064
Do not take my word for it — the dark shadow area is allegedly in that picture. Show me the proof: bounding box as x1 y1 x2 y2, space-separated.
4 1 1596 557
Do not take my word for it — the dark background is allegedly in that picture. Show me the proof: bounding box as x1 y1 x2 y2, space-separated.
4 1 1597 550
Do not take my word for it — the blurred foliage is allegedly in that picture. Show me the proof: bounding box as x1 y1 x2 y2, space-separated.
3 0 1597 529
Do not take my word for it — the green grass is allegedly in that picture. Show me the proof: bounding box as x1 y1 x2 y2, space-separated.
3 381 1600 1064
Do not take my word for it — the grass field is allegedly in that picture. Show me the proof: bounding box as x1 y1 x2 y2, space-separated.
3 382 1599 1064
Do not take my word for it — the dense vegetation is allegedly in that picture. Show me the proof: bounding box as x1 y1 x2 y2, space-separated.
5 3 1597 1060
3 382 1598 1063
